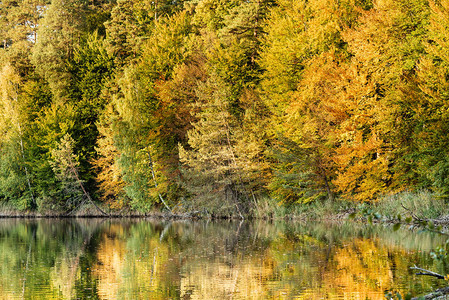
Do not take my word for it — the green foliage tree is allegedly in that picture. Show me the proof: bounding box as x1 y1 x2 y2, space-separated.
406 0 449 197
0 64 35 209
99 11 194 210
50 133 108 214
29 102 77 210
105 0 185 65
66 32 115 194
31 0 85 99
50 133 84 209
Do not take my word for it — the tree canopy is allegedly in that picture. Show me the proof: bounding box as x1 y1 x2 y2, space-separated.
1 0 448 214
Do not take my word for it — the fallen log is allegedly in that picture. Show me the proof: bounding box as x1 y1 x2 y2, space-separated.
411 286 449 300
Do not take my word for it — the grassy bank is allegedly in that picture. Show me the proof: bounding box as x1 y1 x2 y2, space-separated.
0 202 157 218
250 190 449 222
250 197 354 220
1 190 448 221
373 190 449 221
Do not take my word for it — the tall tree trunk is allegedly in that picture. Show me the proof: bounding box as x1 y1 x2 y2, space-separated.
148 150 172 212
11 81 36 208
18 133 36 208
68 159 109 216
154 0 158 22
323 174 334 201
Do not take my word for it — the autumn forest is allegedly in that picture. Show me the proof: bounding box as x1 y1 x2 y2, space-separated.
1 0 449 215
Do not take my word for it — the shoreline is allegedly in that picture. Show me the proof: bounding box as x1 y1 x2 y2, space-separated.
1 191 448 225
0 209 360 221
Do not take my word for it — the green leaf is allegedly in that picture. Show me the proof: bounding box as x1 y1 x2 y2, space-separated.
393 223 401 231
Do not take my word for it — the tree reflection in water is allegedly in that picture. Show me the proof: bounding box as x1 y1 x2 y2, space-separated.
0 219 446 299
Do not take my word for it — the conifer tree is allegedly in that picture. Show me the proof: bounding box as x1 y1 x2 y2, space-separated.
65 32 115 194
105 0 185 65
51 133 108 214
179 74 267 214
0 0 46 73
105 0 150 64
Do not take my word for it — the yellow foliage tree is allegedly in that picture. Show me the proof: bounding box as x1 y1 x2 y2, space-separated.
179 74 268 215
333 0 429 201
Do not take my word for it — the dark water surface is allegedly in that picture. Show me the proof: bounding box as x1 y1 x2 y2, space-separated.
0 219 447 299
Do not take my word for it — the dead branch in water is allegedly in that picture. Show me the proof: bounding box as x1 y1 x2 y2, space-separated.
410 265 445 279
411 286 449 300
401 203 427 222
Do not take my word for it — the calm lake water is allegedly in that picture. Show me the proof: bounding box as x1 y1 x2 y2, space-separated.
0 219 447 299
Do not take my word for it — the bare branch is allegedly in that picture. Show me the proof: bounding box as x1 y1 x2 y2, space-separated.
410 265 445 279
401 203 427 222
148 150 172 213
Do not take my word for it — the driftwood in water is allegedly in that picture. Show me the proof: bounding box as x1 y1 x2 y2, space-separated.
410 265 449 300
410 265 445 279
412 286 449 300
